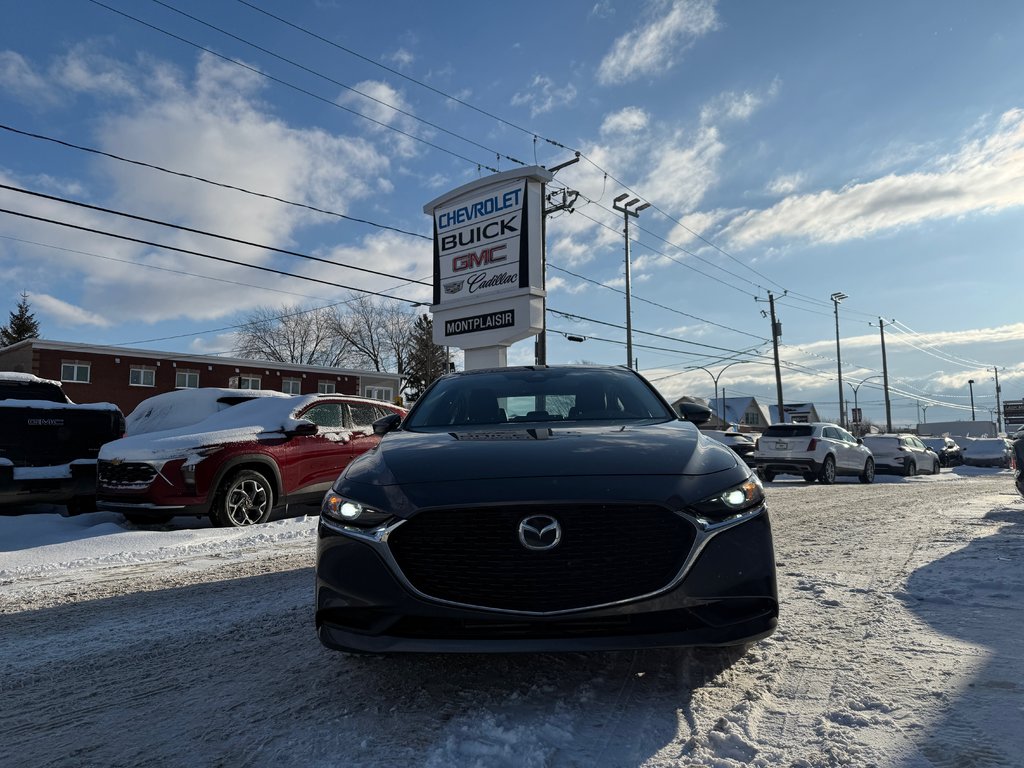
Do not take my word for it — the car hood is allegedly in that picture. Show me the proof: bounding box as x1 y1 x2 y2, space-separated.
346 421 737 486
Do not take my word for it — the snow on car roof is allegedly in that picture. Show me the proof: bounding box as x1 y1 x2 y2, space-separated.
0 371 62 387
103 393 329 462
125 387 291 436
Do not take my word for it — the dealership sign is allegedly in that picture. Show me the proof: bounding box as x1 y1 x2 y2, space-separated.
425 166 552 357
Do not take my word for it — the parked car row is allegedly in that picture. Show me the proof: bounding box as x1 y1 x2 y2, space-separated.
752 422 876 483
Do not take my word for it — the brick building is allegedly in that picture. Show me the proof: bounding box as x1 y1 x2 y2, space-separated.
0 338 404 416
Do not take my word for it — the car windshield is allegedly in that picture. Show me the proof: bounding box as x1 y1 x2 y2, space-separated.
404 367 673 429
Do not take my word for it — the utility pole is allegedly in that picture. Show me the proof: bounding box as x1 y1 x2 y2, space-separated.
994 367 1003 432
831 292 847 428
536 154 580 366
968 379 976 419
769 292 785 424
879 318 893 432
613 193 650 369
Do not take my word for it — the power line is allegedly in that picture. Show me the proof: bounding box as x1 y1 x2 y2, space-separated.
0 207 424 304
0 183 431 287
0 123 431 241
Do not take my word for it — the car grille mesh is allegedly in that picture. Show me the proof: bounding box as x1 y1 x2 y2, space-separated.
387 504 695 613
98 461 158 488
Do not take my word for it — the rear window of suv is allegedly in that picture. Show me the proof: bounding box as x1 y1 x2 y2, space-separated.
763 425 814 437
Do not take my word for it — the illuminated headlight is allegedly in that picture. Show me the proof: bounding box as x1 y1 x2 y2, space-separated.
321 492 393 529
690 474 765 520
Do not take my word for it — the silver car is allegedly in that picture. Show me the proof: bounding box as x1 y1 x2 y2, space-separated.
754 422 875 484
861 434 940 476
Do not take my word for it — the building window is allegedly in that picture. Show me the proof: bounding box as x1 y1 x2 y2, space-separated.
318 380 336 395
175 370 200 388
239 375 261 389
61 361 91 383
364 386 393 402
282 378 302 395
130 366 156 387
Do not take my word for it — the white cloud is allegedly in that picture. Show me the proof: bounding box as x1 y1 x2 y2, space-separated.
0 51 57 104
0 51 400 327
639 125 725 212
31 293 111 327
600 107 650 136
50 43 140 99
721 109 1024 248
510 75 577 117
597 0 718 85
765 172 806 196
700 79 780 125
385 48 415 69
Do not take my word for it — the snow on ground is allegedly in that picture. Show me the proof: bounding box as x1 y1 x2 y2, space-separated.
1 468 1022 767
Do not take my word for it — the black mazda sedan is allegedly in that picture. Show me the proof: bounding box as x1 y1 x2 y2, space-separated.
315 365 777 653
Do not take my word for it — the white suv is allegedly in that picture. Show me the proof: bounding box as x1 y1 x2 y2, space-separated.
861 434 940 476
754 422 875 484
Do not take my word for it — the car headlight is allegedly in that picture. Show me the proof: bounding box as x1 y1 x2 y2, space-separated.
689 474 765 520
321 492 393 529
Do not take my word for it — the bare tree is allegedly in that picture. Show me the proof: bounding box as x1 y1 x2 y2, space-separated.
334 294 415 373
234 304 351 366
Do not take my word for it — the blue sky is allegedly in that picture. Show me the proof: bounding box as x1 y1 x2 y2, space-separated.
1 0 1022 428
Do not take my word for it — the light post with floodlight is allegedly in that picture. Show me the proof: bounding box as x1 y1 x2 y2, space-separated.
831 292 848 428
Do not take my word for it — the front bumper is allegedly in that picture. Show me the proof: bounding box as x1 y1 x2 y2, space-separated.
315 508 778 653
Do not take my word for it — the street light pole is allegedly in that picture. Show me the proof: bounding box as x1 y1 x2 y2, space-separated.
831 292 848 428
968 378 976 419
691 360 748 427
613 193 650 370
846 374 883 435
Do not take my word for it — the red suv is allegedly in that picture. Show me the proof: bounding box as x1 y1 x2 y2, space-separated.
96 388 406 527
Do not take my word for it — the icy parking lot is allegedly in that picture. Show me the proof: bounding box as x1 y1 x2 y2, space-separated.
1 469 1022 767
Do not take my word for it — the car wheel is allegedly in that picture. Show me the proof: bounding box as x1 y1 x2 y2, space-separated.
211 469 274 527
859 458 875 484
64 496 97 516
818 455 837 485
802 472 817 483
905 460 917 477
932 458 940 475
760 469 776 482
124 512 174 525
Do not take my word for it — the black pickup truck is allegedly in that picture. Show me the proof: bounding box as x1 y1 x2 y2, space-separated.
0 372 124 513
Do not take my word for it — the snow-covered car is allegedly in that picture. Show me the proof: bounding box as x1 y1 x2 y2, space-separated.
97 389 406 527
961 437 1015 468
920 436 963 467
702 429 758 466
753 422 874 484
316 365 778 653
861 434 940 476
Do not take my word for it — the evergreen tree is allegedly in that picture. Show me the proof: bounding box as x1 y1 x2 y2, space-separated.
403 315 449 402
1 293 40 346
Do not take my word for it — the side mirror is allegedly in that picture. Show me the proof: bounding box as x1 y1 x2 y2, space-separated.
373 413 402 436
857 437 864 445
286 420 318 437
676 401 712 426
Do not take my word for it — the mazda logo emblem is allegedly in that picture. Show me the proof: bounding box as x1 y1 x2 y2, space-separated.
518 515 562 551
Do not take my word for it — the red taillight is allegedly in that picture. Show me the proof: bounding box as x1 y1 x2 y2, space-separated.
807 438 818 451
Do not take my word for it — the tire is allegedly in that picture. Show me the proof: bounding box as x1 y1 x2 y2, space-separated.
859 458 875 484
802 472 817 483
818 455 837 485
760 469 776 482
904 460 917 477
64 496 97 516
210 469 274 527
124 512 174 525
932 458 940 475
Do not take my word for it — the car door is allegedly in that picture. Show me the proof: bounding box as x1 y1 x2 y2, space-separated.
822 426 850 471
834 426 860 472
283 400 352 507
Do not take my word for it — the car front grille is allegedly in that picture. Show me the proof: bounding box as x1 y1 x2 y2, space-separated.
98 460 158 489
387 504 696 613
